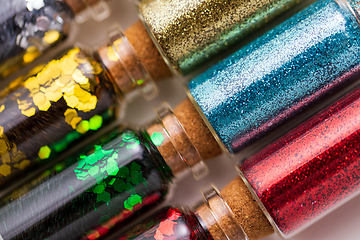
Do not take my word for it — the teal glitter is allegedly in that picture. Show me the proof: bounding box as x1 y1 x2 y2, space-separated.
188 0 360 153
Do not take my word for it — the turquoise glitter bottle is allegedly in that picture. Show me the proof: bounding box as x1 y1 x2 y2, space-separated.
188 0 360 153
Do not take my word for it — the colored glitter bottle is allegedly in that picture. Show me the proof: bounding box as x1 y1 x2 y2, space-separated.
0 102 211 240
238 82 360 238
0 27 158 186
0 0 110 80
187 0 360 154
116 95 360 240
135 0 304 75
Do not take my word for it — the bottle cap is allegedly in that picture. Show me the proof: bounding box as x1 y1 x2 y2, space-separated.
97 25 158 101
155 102 208 179
199 185 249 240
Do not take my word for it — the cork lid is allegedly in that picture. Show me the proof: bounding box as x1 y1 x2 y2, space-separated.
96 25 158 101
148 102 208 179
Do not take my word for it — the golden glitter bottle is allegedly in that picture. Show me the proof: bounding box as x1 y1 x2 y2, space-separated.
0 0 110 80
0 26 157 186
135 0 304 75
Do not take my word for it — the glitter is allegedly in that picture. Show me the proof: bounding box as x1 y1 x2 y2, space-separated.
0 165 11 176
138 0 303 74
188 0 360 153
38 146 51 160
0 129 173 239
150 132 165 146
0 0 72 79
76 120 90 134
239 85 360 237
89 115 103 130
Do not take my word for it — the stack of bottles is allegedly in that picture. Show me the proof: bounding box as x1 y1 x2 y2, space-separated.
0 0 360 239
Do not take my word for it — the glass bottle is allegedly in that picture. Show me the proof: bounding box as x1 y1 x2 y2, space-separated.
0 26 157 186
0 0 110 80
135 0 304 75
0 103 208 240
111 187 251 240
238 82 360 238
115 81 360 240
187 0 360 154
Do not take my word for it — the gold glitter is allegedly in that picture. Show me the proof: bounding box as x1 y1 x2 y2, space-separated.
107 46 119 62
0 126 3 135
64 94 79 108
23 46 40 63
70 117 82 129
0 164 11 176
72 69 89 84
0 139 8 153
15 160 30 170
22 108 36 117
43 30 60 44
1 152 10 164
138 0 302 74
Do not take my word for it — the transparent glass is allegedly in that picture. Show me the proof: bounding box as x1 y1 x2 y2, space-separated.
0 127 173 240
115 206 213 240
0 47 121 186
238 85 360 238
136 0 303 75
0 0 73 80
187 0 360 154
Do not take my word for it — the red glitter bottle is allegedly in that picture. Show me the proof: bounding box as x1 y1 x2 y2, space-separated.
238 85 360 238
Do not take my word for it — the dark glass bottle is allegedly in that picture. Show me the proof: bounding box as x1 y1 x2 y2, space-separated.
0 127 173 240
0 0 110 80
0 27 157 186
0 103 208 240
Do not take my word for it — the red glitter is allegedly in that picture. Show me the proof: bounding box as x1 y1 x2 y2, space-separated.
240 87 360 237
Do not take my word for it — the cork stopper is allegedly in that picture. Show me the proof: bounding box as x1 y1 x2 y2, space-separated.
200 176 274 240
96 25 158 101
173 98 222 160
125 21 173 81
147 102 208 179
146 99 221 178
196 186 249 240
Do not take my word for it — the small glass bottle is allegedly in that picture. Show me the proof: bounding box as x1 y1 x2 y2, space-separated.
187 0 360 154
238 82 360 238
0 0 110 80
135 0 304 75
113 186 256 240
0 103 208 240
0 26 157 186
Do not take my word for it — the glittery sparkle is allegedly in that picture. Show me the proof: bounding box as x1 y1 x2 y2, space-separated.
0 129 173 240
188 0 360 153
240 86 360 237
0 0 73 79
117 207 212 240
0 47 118 185
138 0 302 74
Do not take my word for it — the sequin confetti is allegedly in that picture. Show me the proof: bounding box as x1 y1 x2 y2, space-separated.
188 0 360 153
0 47 119 185
0 128 173 240
0 0 73 79
117 207 213 240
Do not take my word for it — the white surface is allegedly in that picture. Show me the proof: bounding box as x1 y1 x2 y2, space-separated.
3 0 360 239
76 1 360 239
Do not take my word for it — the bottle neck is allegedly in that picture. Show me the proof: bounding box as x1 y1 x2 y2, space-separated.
195 186 249 240
147 102 208 180
96 26 158 102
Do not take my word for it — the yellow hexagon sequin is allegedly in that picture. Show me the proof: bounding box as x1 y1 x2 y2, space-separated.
0 139 8 153
44 30 60 44
0 164 11 176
